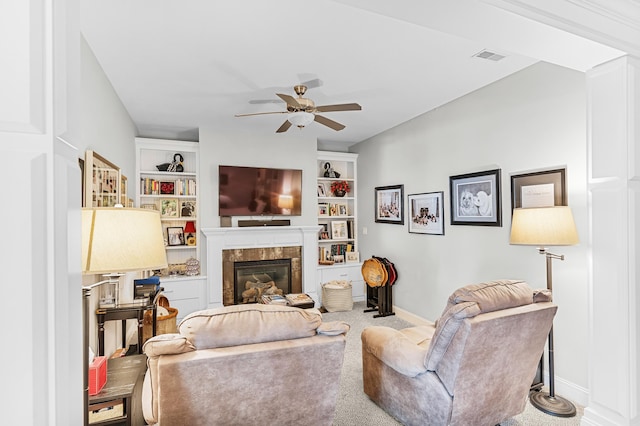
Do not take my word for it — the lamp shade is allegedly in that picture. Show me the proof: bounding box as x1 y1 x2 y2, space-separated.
278 194 294 210
82 207 168 274
288 111 314 127
184 221 196 234
510 206 579 246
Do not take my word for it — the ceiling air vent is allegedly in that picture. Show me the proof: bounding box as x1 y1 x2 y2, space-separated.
473 50 506 61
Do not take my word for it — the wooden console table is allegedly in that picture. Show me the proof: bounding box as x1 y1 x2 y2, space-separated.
88 354 147 426
96 302 156 356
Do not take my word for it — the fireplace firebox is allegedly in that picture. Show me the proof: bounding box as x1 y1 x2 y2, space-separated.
234 259 292 304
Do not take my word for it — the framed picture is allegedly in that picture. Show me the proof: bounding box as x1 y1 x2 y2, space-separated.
141 203 157 210
319 223 330 240
317 183 327 197
331 220 348 240
318 203 329 217
346 251 360 263
510 167 566 210
337 204 348 216
408 191 445 235
333 254 345 264
180 200 196 217
161 199 178 218
375 184 404 224
449 169 502 226
167 226 185 246
160 181 175 195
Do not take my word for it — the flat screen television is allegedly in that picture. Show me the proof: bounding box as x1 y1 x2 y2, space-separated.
218 165 303 216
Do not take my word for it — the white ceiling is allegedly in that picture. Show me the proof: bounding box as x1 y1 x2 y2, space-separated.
81 0 624 149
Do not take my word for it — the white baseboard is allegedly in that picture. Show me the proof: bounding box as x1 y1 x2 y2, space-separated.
393 305 434 326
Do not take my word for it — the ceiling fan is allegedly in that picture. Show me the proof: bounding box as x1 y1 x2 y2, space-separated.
235 84 361 133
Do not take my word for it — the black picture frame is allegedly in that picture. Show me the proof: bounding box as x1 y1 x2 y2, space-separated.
449 169 502 226
167 226 185 246
408 191 445 235
510 167 566 210
375 184 404 224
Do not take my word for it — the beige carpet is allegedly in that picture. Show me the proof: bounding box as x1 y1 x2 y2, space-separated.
323 301 583 426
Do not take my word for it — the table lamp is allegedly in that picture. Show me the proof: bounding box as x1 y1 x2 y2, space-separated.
184 221 197 246
510 206 579 417
278 194 294 214
81 207 168 425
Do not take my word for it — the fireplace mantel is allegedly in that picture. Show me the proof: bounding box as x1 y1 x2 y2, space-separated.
201 226 321 308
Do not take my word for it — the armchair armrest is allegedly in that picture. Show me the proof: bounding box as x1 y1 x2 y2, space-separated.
143 333 195 357
361 326 429 377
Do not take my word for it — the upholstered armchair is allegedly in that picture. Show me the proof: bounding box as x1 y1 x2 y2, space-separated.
142 304 349 426
361 279 556 426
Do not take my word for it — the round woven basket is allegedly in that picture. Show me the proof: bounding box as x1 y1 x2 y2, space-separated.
142 294 178 343
322 281 353 312
362 258 388 287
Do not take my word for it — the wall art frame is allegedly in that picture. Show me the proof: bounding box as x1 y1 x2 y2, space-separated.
449 169 502 226
408 191 445 235
375 184 404 224
510 167 566 210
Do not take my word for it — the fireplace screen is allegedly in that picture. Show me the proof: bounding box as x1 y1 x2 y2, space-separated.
234 259 292 304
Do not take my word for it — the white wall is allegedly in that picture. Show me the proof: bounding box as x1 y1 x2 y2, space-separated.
352 61 589 400
80 37 139 357
197 127 319 230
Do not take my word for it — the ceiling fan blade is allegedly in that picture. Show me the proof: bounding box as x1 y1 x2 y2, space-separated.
234 111 287 117
276 120 293 133
248 99 284 105
315 103 362 113
300 78 322 89
276 93 301 108
314 114 346 131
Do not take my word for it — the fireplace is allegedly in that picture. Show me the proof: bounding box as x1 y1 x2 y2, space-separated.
221 246 303 306
201 226 321 308
234 259 292 304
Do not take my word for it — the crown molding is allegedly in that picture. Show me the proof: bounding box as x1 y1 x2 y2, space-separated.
482 0 640 59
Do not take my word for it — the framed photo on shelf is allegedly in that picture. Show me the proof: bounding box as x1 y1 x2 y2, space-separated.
160 181 175 195
337 204 348 216
408 191 445 235
331 220 348 240
167 226 185 246
510 167 566 210
346 251 360 263
161 199 179 218
333 254 345 264
449 169 502 226
318 203 329 217
141 203 157 210
180 200 196 217
375 184 404 224
317 183 327 197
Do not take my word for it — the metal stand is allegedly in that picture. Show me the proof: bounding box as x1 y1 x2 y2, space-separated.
529 249 576 418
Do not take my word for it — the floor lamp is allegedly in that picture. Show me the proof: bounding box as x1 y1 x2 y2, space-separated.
510 206 579 417
81 207 168 426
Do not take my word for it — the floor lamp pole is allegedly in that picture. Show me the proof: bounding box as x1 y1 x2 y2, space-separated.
529 249 577 417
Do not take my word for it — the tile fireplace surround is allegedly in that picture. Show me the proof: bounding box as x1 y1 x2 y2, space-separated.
201 226 321 308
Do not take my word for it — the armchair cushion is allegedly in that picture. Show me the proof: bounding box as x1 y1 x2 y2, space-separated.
178 304 323 350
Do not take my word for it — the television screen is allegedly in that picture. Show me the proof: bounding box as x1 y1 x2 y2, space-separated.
219 165 302 216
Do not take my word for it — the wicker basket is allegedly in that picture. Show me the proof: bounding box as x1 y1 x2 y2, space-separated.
142 294 178 344
322 280 353 312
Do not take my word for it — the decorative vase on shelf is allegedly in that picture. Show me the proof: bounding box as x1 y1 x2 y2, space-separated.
333 190 346 197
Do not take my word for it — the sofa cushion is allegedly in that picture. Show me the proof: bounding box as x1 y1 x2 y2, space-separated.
178 304 323 350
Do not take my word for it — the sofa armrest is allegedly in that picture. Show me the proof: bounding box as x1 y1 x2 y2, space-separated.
143 333 195 357
317 321 350 336
361 326 429 377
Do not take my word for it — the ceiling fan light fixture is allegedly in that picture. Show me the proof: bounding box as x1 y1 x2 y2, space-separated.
289 111 314 128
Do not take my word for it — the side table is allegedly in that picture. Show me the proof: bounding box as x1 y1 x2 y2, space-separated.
88 354 147 426
96 302 156 356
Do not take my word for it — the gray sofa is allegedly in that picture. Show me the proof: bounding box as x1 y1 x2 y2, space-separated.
361 279 556 426
142 304 349 425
